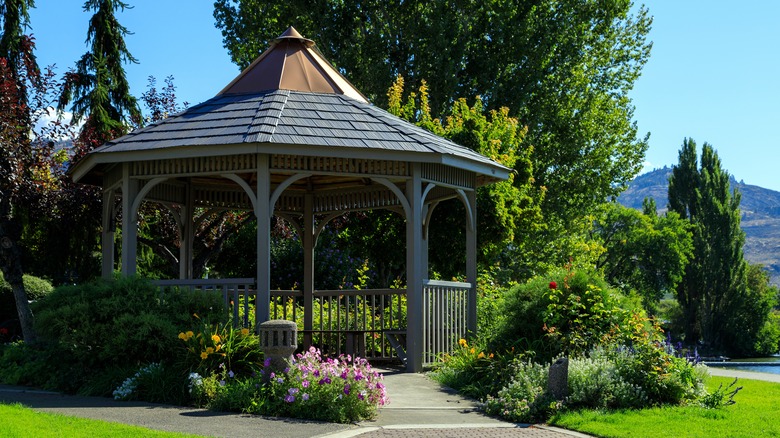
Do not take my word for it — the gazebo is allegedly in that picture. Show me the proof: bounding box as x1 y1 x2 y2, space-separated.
69 27 511 372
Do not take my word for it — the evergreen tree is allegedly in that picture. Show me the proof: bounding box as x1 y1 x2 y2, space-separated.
59 0 141 151
668 139 754 354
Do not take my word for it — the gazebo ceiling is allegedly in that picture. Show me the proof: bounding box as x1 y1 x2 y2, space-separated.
69 27 510 189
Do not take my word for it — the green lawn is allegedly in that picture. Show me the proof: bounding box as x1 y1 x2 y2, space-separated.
0 403 204 438
551 376 780 438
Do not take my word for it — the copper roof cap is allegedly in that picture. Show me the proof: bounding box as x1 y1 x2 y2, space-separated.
218 26 368 102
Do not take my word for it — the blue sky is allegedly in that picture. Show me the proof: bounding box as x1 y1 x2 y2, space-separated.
29 1 780 192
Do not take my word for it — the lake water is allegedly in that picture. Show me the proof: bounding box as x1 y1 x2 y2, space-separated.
712 355 780 375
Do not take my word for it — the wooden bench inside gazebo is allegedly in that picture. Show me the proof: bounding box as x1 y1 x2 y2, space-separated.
69 27 510 372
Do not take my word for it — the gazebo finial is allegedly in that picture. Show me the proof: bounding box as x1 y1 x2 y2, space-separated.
276 26 314 47
216 26 366 101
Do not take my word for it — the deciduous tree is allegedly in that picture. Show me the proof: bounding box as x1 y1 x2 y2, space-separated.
213 0 651 234
668 139 762 354
592 200 692 311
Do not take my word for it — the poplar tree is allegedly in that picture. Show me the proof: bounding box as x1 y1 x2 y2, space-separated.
59 0 141 151
668 139 750 352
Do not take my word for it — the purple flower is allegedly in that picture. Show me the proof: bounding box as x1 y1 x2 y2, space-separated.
302 393 310 401
284 394 295 403
219 380 226 387
284 367 290 373
228 371 235 378
277 377 284 384
288 387 299 395
264 358 272 367
318 377 331 385
344 384 351 395
302 380 310 388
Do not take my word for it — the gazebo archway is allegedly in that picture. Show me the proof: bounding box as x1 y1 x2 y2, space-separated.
71 28 510 372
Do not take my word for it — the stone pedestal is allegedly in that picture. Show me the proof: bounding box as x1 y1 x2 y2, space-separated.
259 320 297 379
548 357 569 400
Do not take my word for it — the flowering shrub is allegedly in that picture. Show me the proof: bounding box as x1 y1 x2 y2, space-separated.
113 363 162 400
190 346 387 423
431 337 515 400
269 347 388 423
482 360 556 423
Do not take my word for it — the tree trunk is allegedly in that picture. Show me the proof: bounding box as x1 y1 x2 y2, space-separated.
0 215 37 343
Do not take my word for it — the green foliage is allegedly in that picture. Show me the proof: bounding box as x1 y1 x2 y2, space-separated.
754 311 780 356
492 267 634 361
112 362 190 405
177 320 263 378
387 77 543 275
431 337 518 400
668 139 770 356
721 264 780 357
214 1 650 278
58 0 141 146
482 359 556 423
24 276 225 395
0 273 54 340
699 377 742 409
593 201 693 310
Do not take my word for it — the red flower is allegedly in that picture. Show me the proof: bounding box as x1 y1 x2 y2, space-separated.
0 328 8 335
549 281 557 290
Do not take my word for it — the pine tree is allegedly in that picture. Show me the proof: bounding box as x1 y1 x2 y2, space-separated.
668 138 750 353
59 0 141 151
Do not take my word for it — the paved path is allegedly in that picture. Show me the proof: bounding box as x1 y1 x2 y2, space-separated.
1 366 775 437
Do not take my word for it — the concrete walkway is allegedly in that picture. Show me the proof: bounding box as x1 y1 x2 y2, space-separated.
0 366 583 438
2 366 775 437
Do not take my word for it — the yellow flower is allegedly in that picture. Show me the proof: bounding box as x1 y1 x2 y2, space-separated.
186 331 194 338
206 347 215 354
470 347 475 354
458 338 467 347
489 353 494 359
241 328 250 336
211 334 221 343
478 352 485 359
178 332 187 340
200 351 208 360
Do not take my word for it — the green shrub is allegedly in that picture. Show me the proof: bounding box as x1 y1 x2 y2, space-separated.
27 276 225 394
482 359 556 423
0 273 54 338
491 267 635 362
112 362 190 405
430 337 520 400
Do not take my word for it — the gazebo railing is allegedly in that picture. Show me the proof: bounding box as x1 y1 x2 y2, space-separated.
422 279 472 365
153 278 472 365
153 279 407 361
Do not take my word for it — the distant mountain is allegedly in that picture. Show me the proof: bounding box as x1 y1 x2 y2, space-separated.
619 167 780 286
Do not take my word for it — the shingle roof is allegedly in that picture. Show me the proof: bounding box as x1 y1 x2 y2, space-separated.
90 90 502 170
71 27 509 183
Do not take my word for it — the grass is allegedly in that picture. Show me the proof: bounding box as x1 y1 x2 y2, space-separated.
0 403 204 438
550 376 780 438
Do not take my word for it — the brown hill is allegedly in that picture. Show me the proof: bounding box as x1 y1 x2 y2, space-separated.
619 167 780 285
